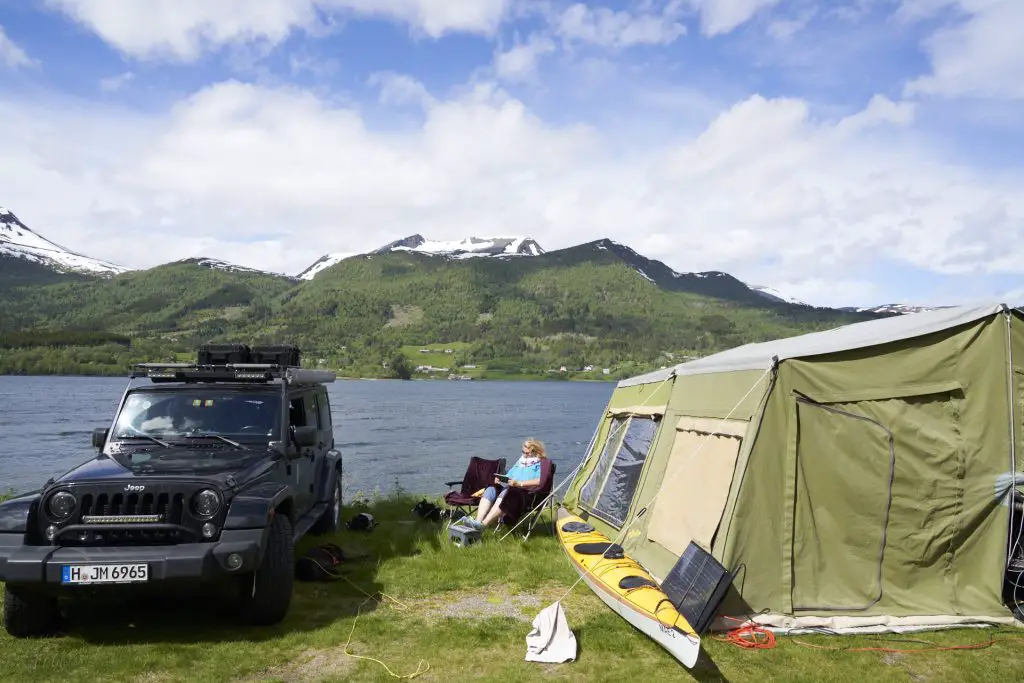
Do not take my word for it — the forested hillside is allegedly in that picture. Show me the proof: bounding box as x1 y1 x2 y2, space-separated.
0 243 882 379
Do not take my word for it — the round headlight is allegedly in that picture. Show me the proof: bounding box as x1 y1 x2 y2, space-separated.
193 489 221 518
47 491 76 519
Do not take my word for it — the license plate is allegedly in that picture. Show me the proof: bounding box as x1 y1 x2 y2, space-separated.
61 564 149 584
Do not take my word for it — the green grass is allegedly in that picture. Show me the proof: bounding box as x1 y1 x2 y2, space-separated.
399 342 475 377
2 496 1023 682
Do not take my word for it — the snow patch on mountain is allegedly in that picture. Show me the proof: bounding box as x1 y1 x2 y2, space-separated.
850 303 946 315
0 207 129 276
297 253 356 280
750 285 807 306
177 257 286 277
634 268 655 283
299 235 544 280
375 234 544 258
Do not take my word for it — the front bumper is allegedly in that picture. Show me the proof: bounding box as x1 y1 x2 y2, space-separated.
0 528 265 586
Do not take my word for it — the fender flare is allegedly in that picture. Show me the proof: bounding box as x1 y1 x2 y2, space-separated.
223 482 293 530
315 449 344 503
0 492 41 534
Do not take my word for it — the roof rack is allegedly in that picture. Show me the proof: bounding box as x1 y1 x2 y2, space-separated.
130 362 336 386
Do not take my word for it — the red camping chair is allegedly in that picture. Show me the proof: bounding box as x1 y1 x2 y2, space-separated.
443 456 506 517
498 459 557 540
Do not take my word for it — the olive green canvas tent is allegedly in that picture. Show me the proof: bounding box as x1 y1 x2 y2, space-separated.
562 303 1024 633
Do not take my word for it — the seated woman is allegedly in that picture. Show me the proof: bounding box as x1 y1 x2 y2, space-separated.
463 438 546 530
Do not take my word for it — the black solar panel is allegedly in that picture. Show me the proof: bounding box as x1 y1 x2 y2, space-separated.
660 542 735 635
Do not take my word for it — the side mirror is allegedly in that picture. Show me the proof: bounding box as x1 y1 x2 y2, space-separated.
293 425 318 448
91 428 109 449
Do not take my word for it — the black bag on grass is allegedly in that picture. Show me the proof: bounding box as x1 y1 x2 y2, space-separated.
296 543 346 581
412 500 442 521
346 512 378 531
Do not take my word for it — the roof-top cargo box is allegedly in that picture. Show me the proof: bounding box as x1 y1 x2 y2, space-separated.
251 345 301 367
197 343 251 365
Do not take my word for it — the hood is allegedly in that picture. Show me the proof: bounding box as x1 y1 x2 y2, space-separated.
53 443 277 485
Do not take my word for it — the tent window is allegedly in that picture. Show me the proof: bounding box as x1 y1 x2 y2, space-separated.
590 416 659 527
647 417 749 554
579 416 629 511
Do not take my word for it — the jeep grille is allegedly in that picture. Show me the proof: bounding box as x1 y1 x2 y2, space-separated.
44 484 217 547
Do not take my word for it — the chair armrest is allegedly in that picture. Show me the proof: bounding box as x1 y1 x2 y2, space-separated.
444 480 463 487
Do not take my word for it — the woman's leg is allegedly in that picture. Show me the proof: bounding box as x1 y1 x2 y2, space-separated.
475 486 498 522
481 487 509 527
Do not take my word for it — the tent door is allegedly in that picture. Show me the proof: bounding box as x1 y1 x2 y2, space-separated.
791 396 895 612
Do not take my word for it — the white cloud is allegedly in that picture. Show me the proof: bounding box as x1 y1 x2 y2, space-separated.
902 0 1024 100
44 0 511 61
289 52 341 78
99 71 134 92
685 0 782 36
495 33 555 80
367 71 437 108
0 80 1021 308
554 3 687 47
0 25 35 69
766 5 817 40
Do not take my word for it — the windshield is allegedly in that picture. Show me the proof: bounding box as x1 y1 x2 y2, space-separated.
112 390 282 442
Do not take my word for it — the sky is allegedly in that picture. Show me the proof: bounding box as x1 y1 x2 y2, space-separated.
0 0 1021 308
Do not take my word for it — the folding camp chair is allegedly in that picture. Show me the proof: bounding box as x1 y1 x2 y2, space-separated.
443 456 506 518
499 459 557 540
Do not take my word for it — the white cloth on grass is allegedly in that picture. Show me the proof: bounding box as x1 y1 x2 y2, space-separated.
525 601 577 663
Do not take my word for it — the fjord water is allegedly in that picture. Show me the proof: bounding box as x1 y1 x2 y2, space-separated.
0 376 615 499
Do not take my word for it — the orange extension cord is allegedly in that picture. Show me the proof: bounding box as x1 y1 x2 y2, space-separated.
713 616 777 649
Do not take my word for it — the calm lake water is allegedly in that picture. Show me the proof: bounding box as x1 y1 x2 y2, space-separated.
0 376 615 500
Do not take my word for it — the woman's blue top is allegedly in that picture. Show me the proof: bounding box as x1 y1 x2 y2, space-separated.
506 456 542 482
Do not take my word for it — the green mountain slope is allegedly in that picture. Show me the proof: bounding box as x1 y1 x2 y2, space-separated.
0 259 295 336
0 243 883 378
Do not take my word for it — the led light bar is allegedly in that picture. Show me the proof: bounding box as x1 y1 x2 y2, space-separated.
81 514 163 524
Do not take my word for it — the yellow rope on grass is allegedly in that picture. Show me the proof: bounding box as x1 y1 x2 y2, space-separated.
341 591 430 680
308 559 431 679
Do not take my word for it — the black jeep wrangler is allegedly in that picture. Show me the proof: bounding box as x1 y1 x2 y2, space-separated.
0 344 343 638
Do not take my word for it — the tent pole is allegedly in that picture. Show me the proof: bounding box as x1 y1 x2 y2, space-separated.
1004 307 1018 573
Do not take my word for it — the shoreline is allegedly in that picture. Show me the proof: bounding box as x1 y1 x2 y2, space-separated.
0 370 621 383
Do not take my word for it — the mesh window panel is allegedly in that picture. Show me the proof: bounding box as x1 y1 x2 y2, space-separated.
579 416 628 510
589 417 658 526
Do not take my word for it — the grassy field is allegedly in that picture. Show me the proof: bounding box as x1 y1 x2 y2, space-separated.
2 495 1024 682
400 342 476 377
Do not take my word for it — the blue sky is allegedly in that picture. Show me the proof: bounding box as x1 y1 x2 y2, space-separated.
0 0 1021 308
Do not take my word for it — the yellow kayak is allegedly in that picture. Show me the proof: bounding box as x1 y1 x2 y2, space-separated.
556 507 701 668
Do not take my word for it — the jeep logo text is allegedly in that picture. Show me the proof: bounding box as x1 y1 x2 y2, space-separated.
124 484 146 492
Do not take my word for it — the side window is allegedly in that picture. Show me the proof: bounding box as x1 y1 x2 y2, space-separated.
288 396 307 428
307 393 322 430
318 390 332 431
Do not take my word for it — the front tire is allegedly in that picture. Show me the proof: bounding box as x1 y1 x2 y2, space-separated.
311 473 342 535
2 584 61 638
236 512 294 626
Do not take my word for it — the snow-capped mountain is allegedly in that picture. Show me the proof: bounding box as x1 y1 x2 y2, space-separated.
589 239 813 308
297 252 355 281
298 234 544 280
0 207 128 276
373 234 544 258
0 206 958 317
